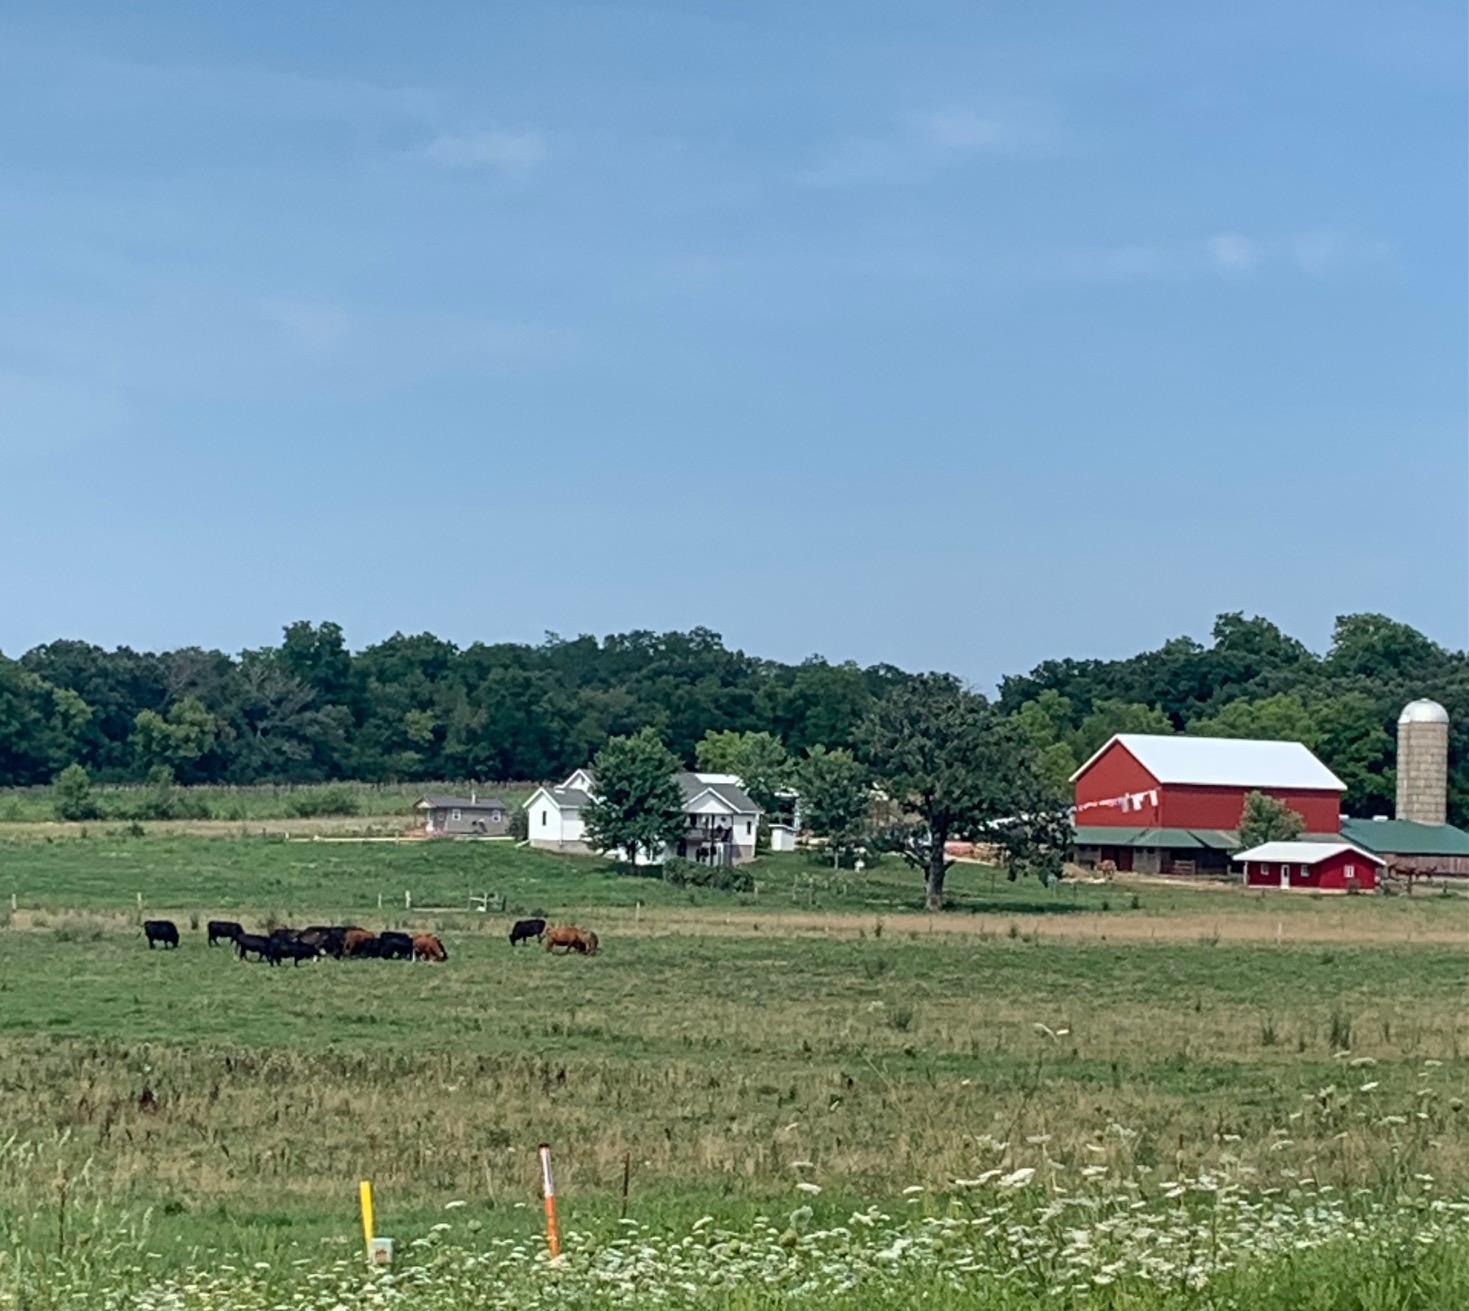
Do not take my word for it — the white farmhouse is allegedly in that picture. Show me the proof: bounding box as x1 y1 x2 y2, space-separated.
525 769 761 865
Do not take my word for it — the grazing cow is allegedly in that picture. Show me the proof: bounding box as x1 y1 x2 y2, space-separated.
315 926 351 958
509 917 547 946
235 932 275 963
412 933 448 962
1098 859 1118 878
206 919 243 947
342 928 377 958
297 927 333 953
308 925 360 959
544 924 598 955
143 919 180 950
378 931 414 961
271 936 320 966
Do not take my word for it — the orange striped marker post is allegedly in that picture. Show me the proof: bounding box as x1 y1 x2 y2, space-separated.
538 1142 561 1258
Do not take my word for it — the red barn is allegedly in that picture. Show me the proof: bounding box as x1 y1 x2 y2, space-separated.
1070 734 1345 875
1237 840 1382 892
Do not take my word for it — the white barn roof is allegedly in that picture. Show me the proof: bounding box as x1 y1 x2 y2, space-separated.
1071 733 1344 791
1235 840 1381 865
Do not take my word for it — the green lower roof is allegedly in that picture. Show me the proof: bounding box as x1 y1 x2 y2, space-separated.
1341 818 1469 857
1071 826 1230 850
1073 826 1346 853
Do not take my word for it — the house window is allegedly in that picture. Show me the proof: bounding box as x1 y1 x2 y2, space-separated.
451 809 462 822
746 820 752 835
541 810 547 827
1345 864 1355 880
493 811 502 822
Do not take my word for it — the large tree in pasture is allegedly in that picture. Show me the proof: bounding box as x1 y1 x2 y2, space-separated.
582 728 687 868
859 674 1067 911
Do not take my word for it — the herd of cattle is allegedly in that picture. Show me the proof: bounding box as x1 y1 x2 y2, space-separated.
140 915 600 961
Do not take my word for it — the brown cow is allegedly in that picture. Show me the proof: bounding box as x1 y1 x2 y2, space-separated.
342 928 377 957
544 924 598 955
412 933 448 962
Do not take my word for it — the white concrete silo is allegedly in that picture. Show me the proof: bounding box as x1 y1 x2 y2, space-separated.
1395 699 1449 826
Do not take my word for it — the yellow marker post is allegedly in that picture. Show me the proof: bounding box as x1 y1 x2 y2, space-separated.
359 1180 375 1263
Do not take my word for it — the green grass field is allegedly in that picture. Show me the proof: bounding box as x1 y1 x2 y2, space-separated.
0 835 1465 1308
0 778 535 827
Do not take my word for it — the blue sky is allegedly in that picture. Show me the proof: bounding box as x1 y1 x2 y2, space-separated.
1 1 1463 689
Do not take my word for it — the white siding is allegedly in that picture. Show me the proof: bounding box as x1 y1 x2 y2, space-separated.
527 797 563 844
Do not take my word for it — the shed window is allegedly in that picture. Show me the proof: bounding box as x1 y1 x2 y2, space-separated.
746 820 752 835
451 808 462 822
541 810 547 826
1281 864 1293 879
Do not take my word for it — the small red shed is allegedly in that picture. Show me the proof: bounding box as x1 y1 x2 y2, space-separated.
1236 840 1383 892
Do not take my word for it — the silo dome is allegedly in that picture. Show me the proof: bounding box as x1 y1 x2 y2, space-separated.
1398 699 1449 726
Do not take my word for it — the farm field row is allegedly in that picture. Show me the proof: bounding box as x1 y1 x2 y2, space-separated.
0 779 536 826
0 834 1464 1308
4 833 1465 928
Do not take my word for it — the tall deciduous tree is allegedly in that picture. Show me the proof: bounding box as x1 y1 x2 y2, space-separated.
582 728 687 869
1192 692 1319 747
859 675 1066 911
794 746 869 866
695 729 791 814
1236 790 1306 849
52 762 100 821
0 657 92 785
131 696 218 779
1075 699 1173 760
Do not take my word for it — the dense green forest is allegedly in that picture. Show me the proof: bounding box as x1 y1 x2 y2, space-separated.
1 613 1465 824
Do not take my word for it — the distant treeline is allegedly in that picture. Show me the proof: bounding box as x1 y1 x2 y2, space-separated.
2 613 1465 823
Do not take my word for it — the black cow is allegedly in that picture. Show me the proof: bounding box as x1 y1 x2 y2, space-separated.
298 927 332 953
378 931 414 961
509 917 547 946
349 934 383 958
207 919 243 947
271 937 320 966
236 932 275 963
143 919 179 949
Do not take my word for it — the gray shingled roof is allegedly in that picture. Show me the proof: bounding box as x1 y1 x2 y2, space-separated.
548 787 591 807
418 795 507 810
676 772 757 813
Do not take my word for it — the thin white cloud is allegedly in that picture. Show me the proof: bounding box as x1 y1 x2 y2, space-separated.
1208 232 1258 275
0 285 565 408
259 299 351 352
1041 229 1390 286
1291 229 1392 279
802 102 1057 187
422 128 549 173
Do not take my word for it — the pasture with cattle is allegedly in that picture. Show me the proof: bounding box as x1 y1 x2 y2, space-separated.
0 830 1465 1309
